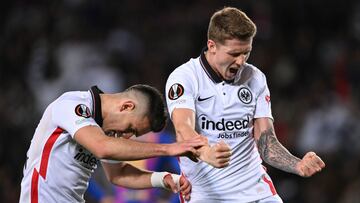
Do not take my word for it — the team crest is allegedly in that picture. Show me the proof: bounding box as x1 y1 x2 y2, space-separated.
168 83 184 100
238 87 252 104
75 104 91 118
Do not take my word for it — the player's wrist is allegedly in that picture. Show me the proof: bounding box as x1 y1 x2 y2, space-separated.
292 159 303 176
150 172 181 190
151 172 169 188
159 144 171 156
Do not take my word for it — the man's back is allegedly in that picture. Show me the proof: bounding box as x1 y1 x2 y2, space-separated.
20 90 100 203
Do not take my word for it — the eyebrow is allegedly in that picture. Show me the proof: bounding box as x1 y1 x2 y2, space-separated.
228 49 251 54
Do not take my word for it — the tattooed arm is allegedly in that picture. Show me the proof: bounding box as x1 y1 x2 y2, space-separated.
254 118 325 177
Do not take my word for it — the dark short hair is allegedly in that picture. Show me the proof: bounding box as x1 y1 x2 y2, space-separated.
125 84 167 132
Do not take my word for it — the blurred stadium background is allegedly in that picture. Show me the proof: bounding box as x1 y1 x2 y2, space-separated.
1 0 360 202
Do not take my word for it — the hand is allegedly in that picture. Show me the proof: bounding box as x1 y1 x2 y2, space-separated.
296 152 325 177
200 140 231 168
163 174 192 201
166 137 207 162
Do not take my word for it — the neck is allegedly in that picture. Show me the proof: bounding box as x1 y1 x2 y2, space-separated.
99 94 108 121
204 51 223 80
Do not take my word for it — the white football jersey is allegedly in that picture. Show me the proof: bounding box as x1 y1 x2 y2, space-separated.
166 49 278 202
19 86 105 203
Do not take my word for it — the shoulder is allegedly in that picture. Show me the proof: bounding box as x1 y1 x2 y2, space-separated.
55 91 90 103
168 57 200 78
51 91 92 113
245 63 266 78
240 63 267 84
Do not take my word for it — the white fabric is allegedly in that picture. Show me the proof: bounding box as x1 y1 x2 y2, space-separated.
166 56 278 202
150 172 169 188
19 91 100 203
151 172 181 191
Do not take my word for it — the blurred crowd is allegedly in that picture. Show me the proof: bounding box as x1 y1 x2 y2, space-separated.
1 0 360 202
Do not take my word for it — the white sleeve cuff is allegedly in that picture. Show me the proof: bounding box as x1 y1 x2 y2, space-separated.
150 172 169 188
151 172 181 190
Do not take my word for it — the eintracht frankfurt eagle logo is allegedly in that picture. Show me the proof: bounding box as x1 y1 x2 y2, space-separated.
238 87 252 104
168 83 184 100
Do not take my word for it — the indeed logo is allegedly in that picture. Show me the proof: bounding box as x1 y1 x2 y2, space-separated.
74 147 98 170
200 115 250 131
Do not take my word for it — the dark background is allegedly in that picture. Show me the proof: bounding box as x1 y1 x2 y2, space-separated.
1 0 360 202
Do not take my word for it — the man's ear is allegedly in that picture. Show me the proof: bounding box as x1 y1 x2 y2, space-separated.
207 39 217 53
120 100 135 112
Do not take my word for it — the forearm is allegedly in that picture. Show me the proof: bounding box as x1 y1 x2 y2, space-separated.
175 122 201 141
102 137 169 161
75 126 170 161
256 128 301 175
105 162 153 189
175 123 210 158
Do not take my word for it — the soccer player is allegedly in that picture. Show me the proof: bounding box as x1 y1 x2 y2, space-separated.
165 7 325 202
19 85 206 202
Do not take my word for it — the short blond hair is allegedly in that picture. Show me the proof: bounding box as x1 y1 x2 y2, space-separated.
207 7 257 44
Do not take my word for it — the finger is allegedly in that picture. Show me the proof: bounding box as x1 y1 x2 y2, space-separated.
180 183 190 193
302 165 311 177
305 151 316 159
180 184 191 198
187 140 206 148
193 136 208 144
180 191 191 202
314 155 326 168
216 151 232 159
218 140 230 148
216 147 231 153
306 164 318 177
213 160 230 168
218 157 230 164
185 193 191 201
215 145 231 153
306 155 324 172
305 157 320 171
218 162 230 168
179 176 189 190
164 174 178 193
302 152 324 173
179 176 191 201
215 143 231 152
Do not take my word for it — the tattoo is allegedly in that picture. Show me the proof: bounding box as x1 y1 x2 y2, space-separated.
256 128 301 175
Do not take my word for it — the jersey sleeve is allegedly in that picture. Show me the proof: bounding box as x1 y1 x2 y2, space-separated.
254 73 273 120
165 67 197 118
52 100 100 138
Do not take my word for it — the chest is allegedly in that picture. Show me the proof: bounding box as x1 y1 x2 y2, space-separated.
195 82 256 120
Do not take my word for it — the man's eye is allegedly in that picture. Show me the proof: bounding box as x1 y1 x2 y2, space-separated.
105 131 116 137
105 130 121 138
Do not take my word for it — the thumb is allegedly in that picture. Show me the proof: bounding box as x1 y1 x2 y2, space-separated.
218 140 227 146
217 140 230 150
163 174 178 193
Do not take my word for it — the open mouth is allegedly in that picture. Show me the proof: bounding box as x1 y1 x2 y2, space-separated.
229 67 239 74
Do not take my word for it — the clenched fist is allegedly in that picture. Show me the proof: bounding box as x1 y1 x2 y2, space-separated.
163 174 192 201
296 152 325 177
200 140 232 168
